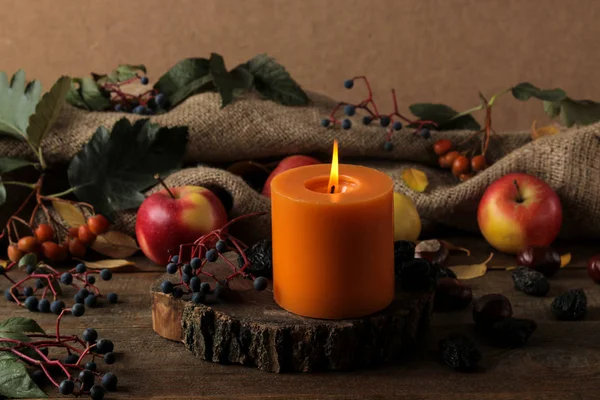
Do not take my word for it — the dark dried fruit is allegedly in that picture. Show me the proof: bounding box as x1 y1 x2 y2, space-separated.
551 289 587 321
438 333 481 372
473 294 513 327
434 278 473 312
394 240 416 265
517 246 561 277
511 266 550 297
397 258 438 292
237 239 272 278
415 240 449 265
487 318 537 347
394 240 416 280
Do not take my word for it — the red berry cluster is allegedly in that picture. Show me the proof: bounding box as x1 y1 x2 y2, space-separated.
0 314 119 399
433 139 488 181
320 76 438 151
7 214 109 264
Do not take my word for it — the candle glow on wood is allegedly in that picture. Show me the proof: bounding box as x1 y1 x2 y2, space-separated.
328 139 339 194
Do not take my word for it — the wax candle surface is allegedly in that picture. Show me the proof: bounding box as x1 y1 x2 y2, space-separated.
270 164 394 319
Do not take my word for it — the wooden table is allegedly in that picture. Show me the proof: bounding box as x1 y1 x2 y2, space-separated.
3 235 599 400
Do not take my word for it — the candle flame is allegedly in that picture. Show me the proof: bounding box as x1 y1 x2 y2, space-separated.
328 140 339 194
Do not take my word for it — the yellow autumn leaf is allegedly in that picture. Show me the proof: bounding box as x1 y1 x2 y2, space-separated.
448 253 493 280
0 260 7 268
77 258 135 271
52 200 86 227
560 253 572 268
531 120 559 140
401 168 428 193
91 231 140 259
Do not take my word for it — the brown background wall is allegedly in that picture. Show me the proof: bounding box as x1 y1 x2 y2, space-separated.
1 0 598 131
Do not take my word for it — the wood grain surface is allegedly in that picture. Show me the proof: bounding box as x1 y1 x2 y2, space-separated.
1 235 599 399
151 261 433 372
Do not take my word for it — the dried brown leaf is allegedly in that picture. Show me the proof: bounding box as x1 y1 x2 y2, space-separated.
77 258 135 271
52 200 86 228
91 231 139 259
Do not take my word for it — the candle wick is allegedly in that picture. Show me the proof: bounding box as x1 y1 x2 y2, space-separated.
330 185 336 194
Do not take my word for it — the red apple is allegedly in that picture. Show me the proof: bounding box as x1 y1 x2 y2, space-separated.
135 186 228 265
261 155 320 198
477 173 562 254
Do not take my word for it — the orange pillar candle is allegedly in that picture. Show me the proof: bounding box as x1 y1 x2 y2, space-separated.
270 141 395 319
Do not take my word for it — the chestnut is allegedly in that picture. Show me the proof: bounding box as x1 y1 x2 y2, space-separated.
516 246 561 277
472 294 513 327
434 278 473 312
415 240 449 265
587 255 600 283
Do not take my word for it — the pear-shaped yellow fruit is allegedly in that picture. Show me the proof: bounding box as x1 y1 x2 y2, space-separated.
393 192 421 241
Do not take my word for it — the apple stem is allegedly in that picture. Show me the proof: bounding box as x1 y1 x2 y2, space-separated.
154 174 176 199
513 179 524 203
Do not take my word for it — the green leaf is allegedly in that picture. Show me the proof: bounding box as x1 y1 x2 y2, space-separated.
80 77 111 111
0 359 46 398
247 54 308 106
543 100 562 118
68 118 188 217
26 76 71 149
0 70 43 140
0 352 16 362
66 78 89 110
409 103 481 131
511 82 566 102
0 181 5 207
553 97 600 127
209 53 236 108
154 58 212 108
0 157 35 174
17 253 37 269
0 317 44 334
103 64 147 84
209 53 255 108
66 77 110 111
0 330 30 349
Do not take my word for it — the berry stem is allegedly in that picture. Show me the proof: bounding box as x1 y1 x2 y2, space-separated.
44 186 79 198
154 174 176 199
1 181 37 189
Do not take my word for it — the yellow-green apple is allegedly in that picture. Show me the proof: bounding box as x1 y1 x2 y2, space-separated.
477 173 562 254
262 155 320 198
136 186 228 265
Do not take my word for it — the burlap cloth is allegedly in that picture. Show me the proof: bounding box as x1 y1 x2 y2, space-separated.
2 91 599 242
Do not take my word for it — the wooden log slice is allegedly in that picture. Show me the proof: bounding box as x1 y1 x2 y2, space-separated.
151 258 433 373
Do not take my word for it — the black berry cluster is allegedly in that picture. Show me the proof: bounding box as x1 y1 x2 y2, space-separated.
0 315 119 399
2 257 118 313
320 77 437 151
159 213 271 304
104 74 167 115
